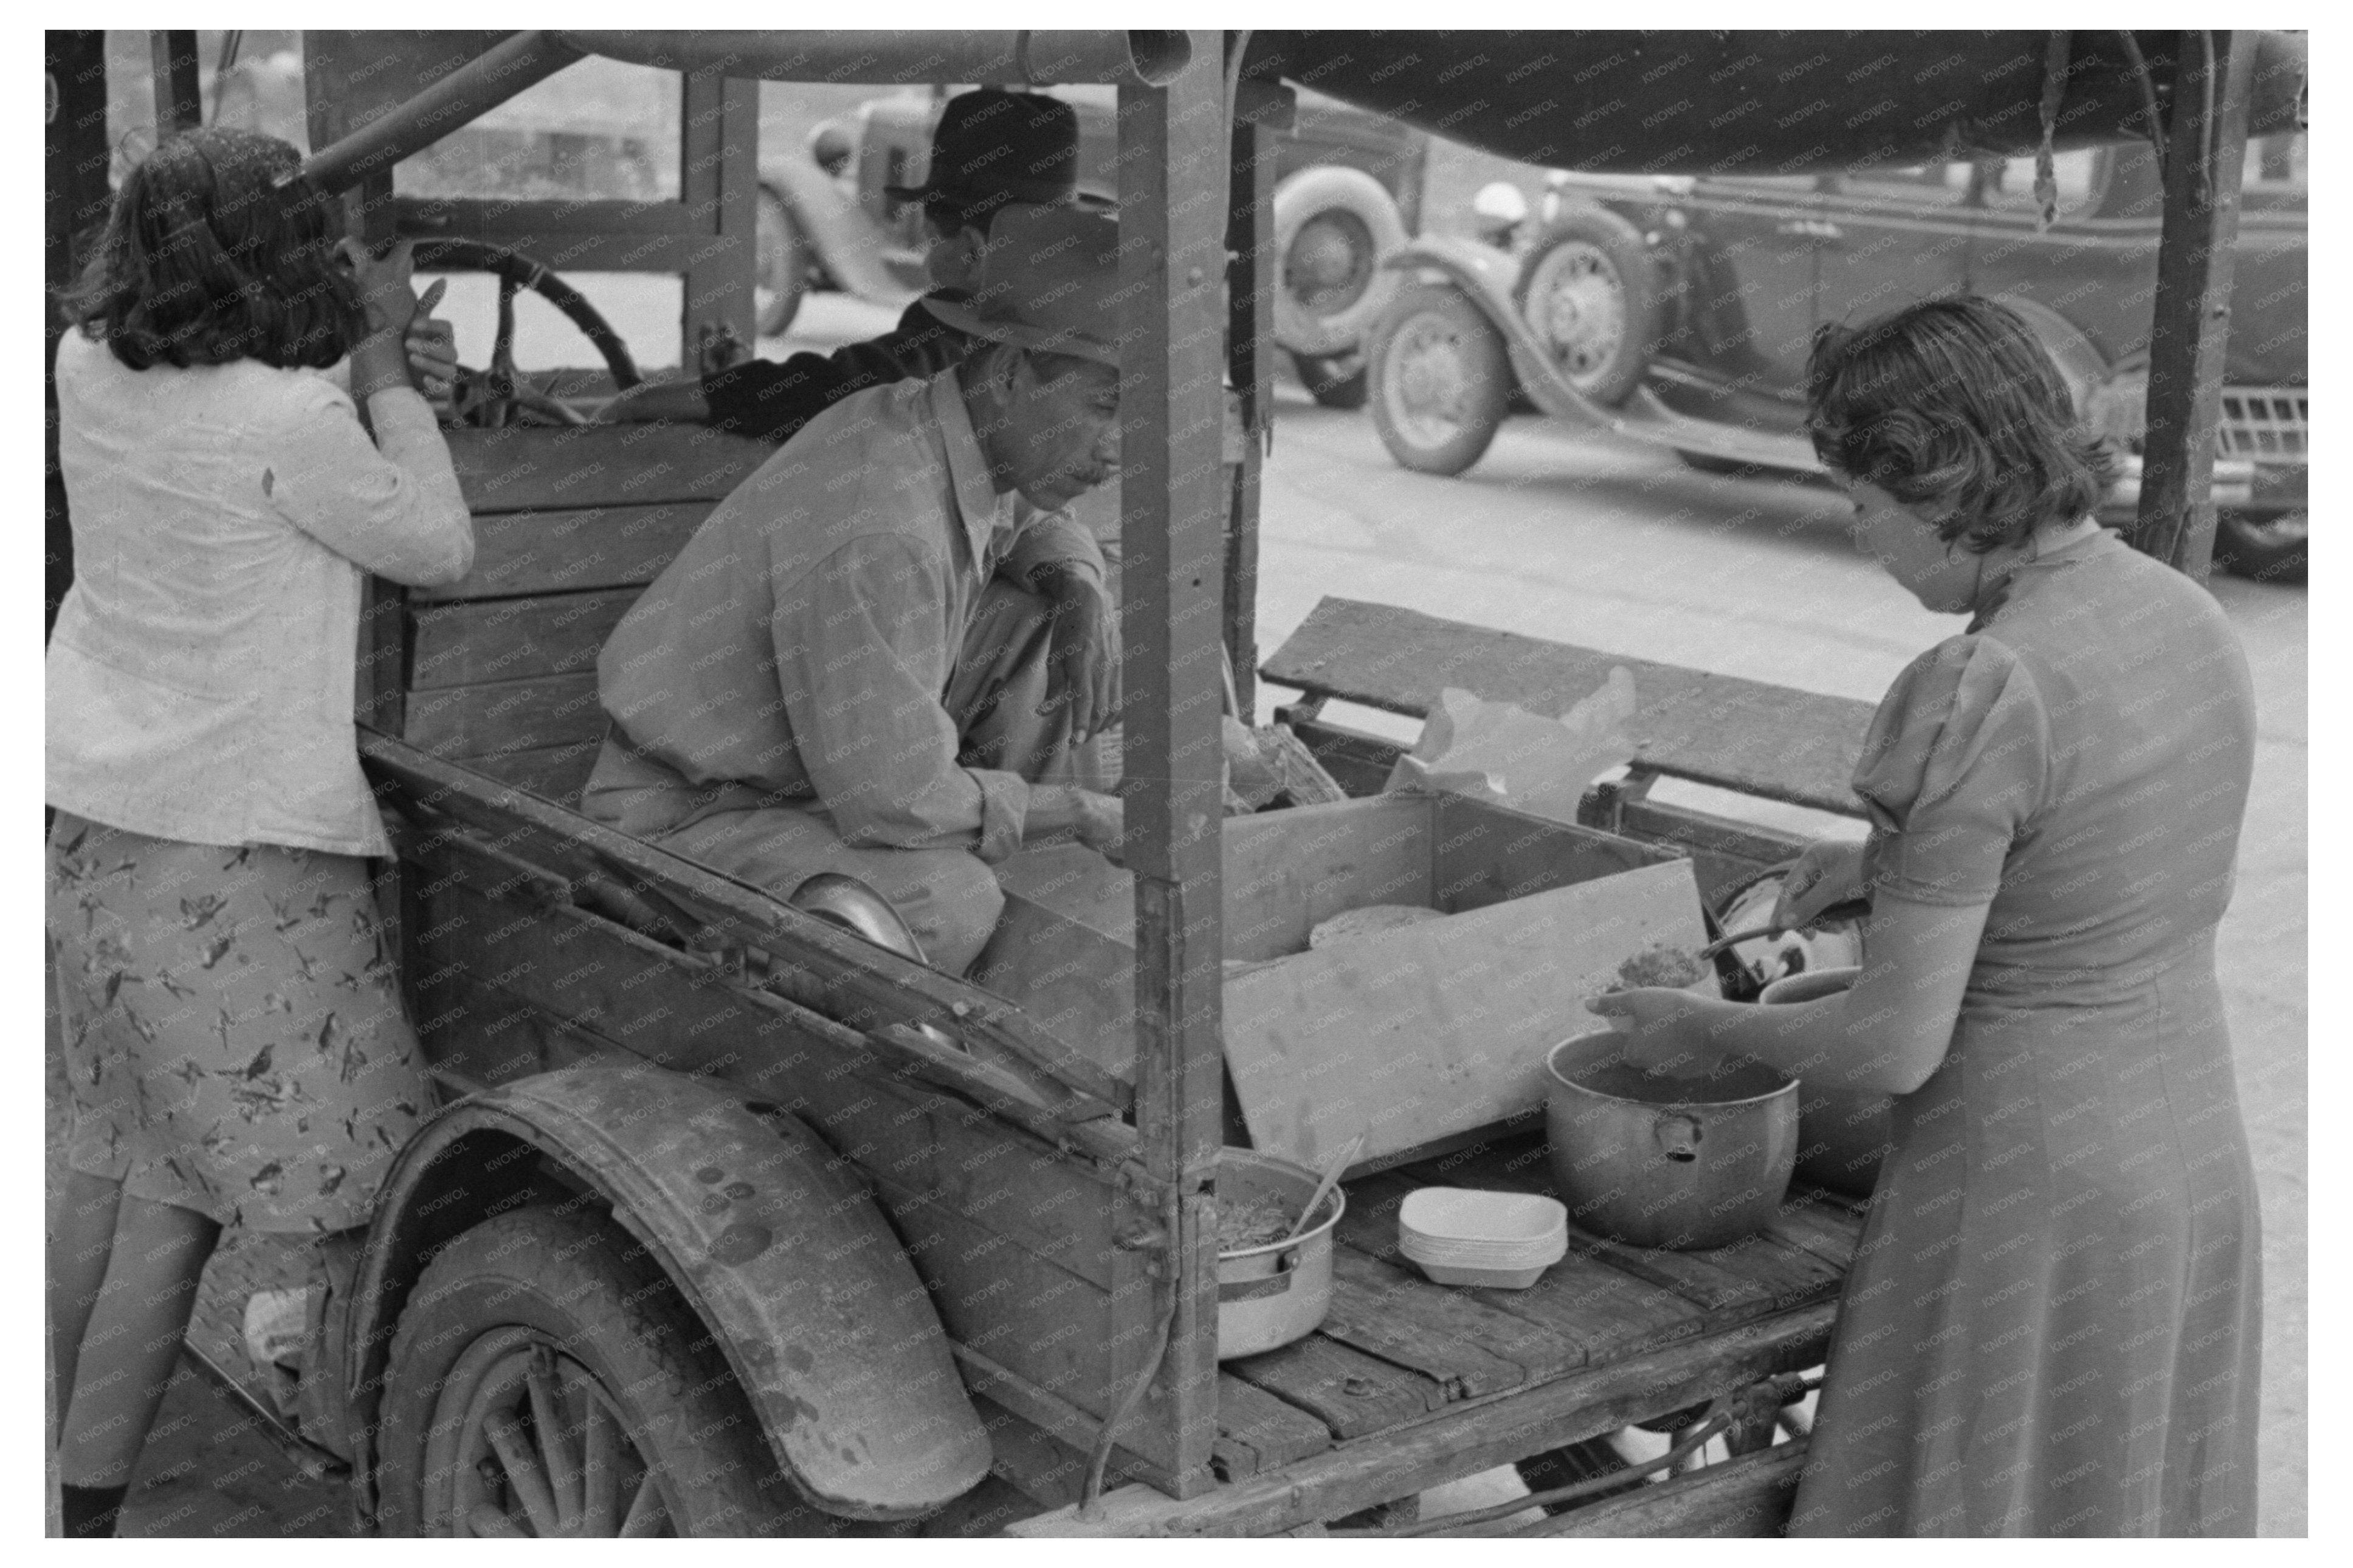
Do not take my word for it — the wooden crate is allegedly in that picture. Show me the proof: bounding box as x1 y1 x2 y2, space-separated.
971 793 1709 1170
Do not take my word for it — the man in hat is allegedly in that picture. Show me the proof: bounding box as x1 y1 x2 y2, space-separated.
594 88 1084 446
582 207 1126 976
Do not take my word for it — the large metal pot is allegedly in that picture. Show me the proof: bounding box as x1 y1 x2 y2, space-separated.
1543 1029 1798 1251
1214 1148 1343 1360
1758 966 1896 1198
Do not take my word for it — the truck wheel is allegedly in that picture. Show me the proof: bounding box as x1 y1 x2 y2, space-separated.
1515 206 1659 407
754 187 807 339
376 1206 792 1538
2211 511 2307 583
1291 349 1369 410
1368 283 1512 476
1273 166 1408 360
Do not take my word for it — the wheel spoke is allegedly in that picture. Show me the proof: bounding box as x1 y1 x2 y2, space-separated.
483 1408 566 1538
580 1384 621 1536
618 1473 670 1538
465 1501 529 1539
527 1350 585 1535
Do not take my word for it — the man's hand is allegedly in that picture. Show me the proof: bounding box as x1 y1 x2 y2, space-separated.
1024 785 1125 864
1032 563 1120 741
1769 839 1869 932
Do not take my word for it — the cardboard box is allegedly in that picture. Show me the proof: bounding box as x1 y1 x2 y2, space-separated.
973 793 1711 1170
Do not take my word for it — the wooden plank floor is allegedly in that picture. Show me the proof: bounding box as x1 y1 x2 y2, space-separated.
1212 1130 1862 1463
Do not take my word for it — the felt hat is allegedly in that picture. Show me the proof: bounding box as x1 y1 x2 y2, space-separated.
922 205 1123 366
882 89 1080 213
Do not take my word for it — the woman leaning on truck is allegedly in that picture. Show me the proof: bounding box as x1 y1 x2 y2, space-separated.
1591 296 2262 1536
45 127 472 1537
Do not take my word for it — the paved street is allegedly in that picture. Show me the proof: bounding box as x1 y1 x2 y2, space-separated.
51 305 2306 1537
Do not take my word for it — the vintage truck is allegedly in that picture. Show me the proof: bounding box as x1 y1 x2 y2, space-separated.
49 27 2299 1537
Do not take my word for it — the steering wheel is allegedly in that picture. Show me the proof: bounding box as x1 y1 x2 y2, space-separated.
409 238 641 427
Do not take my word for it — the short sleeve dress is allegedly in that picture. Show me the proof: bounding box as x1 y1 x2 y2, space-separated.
1786 529 2264 1537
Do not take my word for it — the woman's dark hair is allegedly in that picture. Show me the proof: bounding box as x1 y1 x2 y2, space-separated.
1805 296 2121 554
63 126 359 371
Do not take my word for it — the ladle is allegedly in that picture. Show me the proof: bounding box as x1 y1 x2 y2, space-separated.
1283 1133 1365 1245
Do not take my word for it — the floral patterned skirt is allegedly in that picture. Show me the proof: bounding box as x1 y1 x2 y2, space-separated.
46 811 433 1233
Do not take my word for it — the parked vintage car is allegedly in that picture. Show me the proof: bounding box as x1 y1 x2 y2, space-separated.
762 86 1427 405
1366 134 2309 580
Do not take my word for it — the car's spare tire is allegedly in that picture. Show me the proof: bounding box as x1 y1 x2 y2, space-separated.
1514 205 1661 407
1273 165 1408 360
1368 283 1513 477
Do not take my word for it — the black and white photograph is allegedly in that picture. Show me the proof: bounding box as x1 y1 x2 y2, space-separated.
34 15 2317 1541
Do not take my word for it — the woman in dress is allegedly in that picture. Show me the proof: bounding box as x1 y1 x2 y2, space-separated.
1590 296 2262 1535
47 127 472 1536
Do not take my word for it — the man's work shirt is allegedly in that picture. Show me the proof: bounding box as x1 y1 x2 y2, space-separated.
597 368 1101 862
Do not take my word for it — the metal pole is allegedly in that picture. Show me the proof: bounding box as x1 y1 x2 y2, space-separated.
2135 31 2257 580
297 32 584 198
150 30 202 136
1118 31 1228 1497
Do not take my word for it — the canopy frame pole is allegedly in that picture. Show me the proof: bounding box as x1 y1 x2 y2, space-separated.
1224 80 1295 721
2135 30 2257 580
150 30 202 137
1117 32 1229 1498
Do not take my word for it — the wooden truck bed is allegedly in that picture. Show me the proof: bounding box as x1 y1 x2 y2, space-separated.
359 432 1856 1536
1024 1139 1858 1535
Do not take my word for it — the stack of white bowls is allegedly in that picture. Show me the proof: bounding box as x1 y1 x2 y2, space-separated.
1397 1188 1569 1289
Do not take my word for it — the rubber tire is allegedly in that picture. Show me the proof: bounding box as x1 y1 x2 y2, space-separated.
1513 204 1660 407
1368 283 1512 477
376 1206 794 1538
1272 165 1408 360
1292 349 1370 410
754 187 808 339
2210 511 2307 584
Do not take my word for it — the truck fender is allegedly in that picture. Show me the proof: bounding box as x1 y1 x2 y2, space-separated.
759 156 921 309
343 1063 990 1524
1379 233 1627 433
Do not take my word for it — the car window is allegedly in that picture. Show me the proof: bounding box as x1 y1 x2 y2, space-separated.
1979 148 2102 215
104 30 310 183
2243 131 2307 193
394 55 681 202
1831 161 1971 206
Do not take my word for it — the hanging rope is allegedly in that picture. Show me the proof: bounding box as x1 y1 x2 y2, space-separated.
2033 31 2072 231
2115 31 2169 164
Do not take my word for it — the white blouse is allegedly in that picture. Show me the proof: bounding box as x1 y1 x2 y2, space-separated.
47 329 473 856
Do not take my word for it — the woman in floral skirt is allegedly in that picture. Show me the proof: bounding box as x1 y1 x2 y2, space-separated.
47 126 472 1536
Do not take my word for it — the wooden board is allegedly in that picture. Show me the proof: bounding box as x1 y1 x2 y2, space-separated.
1526 1437 1805 1537
1222 856 1711 1169
410 501 714 602
402 671 604 757
452 738 605 807
1323 1247 1583 1394
446 424 773 513
408 588 640 690
1220 1333 1444 1440
1260 597 1875 817
1211 1375 1333 1480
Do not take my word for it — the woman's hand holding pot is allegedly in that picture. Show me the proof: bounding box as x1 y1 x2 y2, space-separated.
1771 838 1869 932
1586 987 1726 1075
